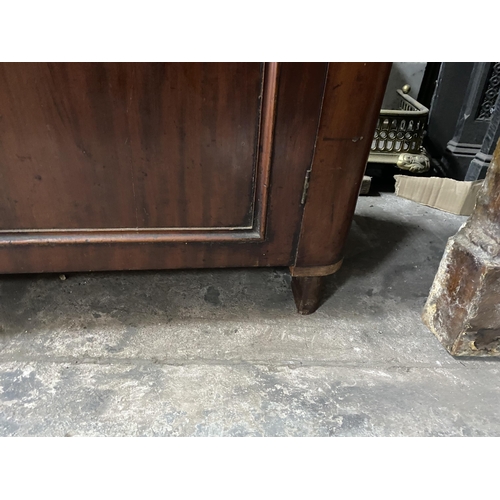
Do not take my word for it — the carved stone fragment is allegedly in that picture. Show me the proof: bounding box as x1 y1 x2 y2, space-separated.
422 139 500 356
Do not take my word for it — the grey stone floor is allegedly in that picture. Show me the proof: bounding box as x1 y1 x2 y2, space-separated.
1 193 499 437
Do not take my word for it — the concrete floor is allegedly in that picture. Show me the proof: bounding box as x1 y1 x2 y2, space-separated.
1 193 499 436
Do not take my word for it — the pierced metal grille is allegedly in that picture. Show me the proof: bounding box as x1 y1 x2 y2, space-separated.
477 62 500 121
370 90 428 155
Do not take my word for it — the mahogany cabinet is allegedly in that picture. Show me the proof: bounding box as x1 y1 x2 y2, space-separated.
0 63 390 313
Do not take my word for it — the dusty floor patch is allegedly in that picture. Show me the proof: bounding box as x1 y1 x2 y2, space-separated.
1 193 499 436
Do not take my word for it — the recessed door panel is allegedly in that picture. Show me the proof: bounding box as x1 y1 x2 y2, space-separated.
0 63 267 233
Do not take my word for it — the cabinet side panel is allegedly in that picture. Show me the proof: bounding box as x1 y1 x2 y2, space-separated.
295 62 391 268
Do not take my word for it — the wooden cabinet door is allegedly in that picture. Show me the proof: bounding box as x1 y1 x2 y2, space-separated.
0 63 328 273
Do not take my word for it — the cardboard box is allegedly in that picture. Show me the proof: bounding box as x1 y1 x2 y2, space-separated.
394 175 483 216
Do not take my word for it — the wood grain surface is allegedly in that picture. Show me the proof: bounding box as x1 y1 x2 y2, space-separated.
0 63 328 273
0 63 264 231
294 62 392 269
